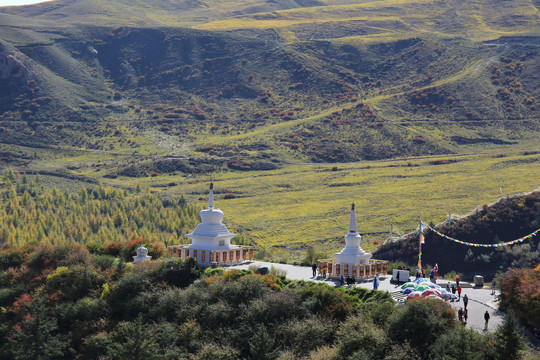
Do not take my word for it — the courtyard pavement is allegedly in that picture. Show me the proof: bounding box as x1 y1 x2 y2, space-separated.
230 261 504 333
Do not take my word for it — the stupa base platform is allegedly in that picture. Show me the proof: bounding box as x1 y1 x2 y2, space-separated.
168 245 253 267
318 258 388 280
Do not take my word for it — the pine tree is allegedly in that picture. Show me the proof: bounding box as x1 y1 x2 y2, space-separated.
494 310 526 360
9 297 70 360
248 325 280 360
107 314 158 360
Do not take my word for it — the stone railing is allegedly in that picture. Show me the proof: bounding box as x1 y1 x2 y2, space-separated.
317 258 388 280
168 245 253 267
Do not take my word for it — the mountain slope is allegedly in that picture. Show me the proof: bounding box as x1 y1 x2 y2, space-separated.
0 0 538 171
374 191 540 280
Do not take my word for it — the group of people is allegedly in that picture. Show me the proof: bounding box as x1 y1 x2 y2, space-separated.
446 281 462 300
312 264 327 278
339 275 357 286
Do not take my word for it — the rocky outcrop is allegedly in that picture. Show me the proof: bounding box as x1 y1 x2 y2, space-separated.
0 51 30 81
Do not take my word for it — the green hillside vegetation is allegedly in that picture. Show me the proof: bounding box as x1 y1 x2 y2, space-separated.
375 190 540 280
0 243 533 359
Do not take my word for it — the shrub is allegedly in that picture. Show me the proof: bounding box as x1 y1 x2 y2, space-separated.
93 255 117 271
386 299 457 356
277 316 336 357
0 248 24 270
337 315 386 358
193 343 239 360
430 326 494 360
103 242 124 257
499 267 540 325
205 267 225 277
151 257 202 288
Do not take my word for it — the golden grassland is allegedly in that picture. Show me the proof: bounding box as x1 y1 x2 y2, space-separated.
194 0 539 42
6 0 538 44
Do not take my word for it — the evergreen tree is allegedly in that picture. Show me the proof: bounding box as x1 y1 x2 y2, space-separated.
248 325 280 360
9 298 70 360
107 314 158 360
494 310 526 360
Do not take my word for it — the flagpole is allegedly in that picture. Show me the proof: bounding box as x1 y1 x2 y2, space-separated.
418 216 423 274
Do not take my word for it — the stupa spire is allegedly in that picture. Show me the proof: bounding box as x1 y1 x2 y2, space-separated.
208 182 214 209
349 202 358 232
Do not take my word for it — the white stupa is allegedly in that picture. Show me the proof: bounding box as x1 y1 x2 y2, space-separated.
333 203 372 265
133 245 152 263
185 183 239 251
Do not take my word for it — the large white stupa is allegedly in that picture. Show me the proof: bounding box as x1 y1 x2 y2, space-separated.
333 203 372 265
184 182 239 251
168 183 253 266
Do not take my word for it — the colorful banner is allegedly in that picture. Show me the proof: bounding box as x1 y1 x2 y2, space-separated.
422 222 539 248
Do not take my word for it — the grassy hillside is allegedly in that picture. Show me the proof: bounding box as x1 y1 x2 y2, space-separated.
0 0 538 163
0 0 538 257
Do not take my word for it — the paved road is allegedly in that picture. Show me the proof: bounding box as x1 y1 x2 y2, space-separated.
230 261 504 333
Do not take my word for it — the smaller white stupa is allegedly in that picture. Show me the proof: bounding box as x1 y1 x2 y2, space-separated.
333 203 372 265
133 245 152 263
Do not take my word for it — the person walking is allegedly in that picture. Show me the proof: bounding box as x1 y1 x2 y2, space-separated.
458 308 463 323
463 294 468 309
340 275 344 286
373 276 379 290
455 274 460 287
396 271 400 285
484 310 490 331
463 308 468 324
312 264 317 277
457 285 462 300
491 279 496 295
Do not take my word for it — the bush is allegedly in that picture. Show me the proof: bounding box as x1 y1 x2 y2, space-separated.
204 267 225 277
86 243 104 255
292 283 358 320
0 248 24 270
430 326 494 360
386 299 457 356
103 242 124 257
151 257 202 288
277 316 336 357
337 315 386 358
193 343 239 360
499 267 540 326
93 255 117 271
46 265 106 301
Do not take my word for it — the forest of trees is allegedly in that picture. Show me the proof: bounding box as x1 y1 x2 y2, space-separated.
0 243 533 360
0 169 201 247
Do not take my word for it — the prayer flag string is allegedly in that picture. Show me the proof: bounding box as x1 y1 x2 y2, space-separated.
421 222 540 248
